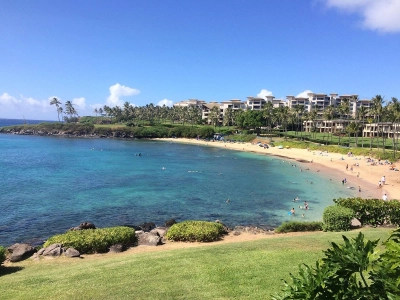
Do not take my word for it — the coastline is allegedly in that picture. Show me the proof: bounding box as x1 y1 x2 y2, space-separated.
156 138 399 200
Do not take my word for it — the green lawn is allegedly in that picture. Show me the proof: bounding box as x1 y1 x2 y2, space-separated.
0 228 392 300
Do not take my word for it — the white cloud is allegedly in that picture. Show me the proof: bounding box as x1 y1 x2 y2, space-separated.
72 97 87 111
157 99 173 107
296 90 313 98
107 83 140 106
257 89 273 99
21 95 48 108
324 0 400 32
0 92 21 105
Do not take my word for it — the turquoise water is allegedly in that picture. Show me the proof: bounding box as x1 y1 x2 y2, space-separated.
0 134 357 246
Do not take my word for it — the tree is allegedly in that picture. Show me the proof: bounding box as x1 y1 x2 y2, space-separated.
223 107 234 126
208 106 220 128
372 95 385 152
356 106 368 148
50 97 62 122
64 100 78 122
262 102 274 140
386 97 400 159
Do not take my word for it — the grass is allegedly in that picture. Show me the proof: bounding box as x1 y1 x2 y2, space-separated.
0 228 392 300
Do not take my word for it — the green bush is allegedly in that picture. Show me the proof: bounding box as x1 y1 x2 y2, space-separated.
273 229 400 299
43 226 136 254
275 221 323 233
0 246 6 265
323 205 354 232
198 126 215 139
334 197 400 226
166 221 225 242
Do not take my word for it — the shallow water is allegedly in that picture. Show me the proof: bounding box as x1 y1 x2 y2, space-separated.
0 135 358 246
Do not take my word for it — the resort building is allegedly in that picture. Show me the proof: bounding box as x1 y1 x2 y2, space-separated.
175 92 373 127
363 122 400 138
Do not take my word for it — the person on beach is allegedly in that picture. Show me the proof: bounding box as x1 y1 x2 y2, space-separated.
382 194 388 201
290 208 295 215
381 176 386 185
378 181 382 188
359 186 361 192
346 164 348 171
304 201 309 210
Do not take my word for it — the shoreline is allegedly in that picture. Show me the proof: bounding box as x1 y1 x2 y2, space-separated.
156 138 399 200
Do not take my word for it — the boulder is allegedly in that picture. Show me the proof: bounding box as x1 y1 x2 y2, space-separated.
165 219 176 227
79 222 96 230
42 243 64 257
109 244 124 253
65 248 80 258
7 243 36 262
136 231 161 246
138 222 156 232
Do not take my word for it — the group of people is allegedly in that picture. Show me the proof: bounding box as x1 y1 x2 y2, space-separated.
290 200 309 217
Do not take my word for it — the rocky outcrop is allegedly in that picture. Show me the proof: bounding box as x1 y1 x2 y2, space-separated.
68 222 96 231
109 244 124 253
65 248 81 258
231 226 275 236
136 230 162 246
36 243 80 258
165 219 176 227
7 243 36 262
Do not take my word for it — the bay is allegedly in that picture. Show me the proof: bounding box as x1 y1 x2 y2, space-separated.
0 134 356 246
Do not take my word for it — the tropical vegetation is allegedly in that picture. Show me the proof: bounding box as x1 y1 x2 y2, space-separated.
43 226 136 254
166 220 226 242
272 229 400 299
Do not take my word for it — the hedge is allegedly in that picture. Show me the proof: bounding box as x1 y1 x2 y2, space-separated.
275 221 323 233
323 205 355 232
166 221 225 242
334 197 400 227
43 226 136 254
0 246 6 266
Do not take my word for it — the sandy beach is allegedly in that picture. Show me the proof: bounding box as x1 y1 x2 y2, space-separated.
158 138 400 200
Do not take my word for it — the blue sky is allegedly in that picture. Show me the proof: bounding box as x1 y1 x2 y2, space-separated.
1 0 399 120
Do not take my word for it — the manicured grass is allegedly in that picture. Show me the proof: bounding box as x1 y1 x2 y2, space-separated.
0 228 392 300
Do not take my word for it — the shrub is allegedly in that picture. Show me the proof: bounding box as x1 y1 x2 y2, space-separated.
198 127 215 139
323 205 354 232
275 221 323 233
0 246 6 265
334 197 400 226
43 226 136 254
272 229 400 299
166 221 225 242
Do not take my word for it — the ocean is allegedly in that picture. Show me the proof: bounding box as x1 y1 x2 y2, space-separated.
0 129 359 247
0 118 55 127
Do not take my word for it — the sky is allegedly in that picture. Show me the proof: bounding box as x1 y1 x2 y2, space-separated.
1 0 399 120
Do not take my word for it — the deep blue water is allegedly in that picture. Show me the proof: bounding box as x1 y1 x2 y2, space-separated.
0 134 358 246
0 118 55 127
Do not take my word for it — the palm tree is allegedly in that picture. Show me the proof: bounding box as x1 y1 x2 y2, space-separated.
276 106 290 140
387 97 400 159
356 106 368 148
323 105 336 143
372 95 384 152
94 108 98 117
64 100 78 122
262 102 274 140
208 106 220 128
50 97 62 122
308 108 318 140
223 107 234 126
